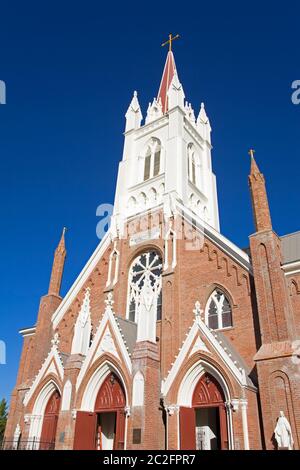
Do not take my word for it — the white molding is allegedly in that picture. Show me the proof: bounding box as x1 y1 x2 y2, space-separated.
79 360 129 412
51 231 111 328
19 327 36 337
61 379 72 411
76 303 132 392
27 380 61 445
161 313 248 397
23 345 64 407
282 261 300 275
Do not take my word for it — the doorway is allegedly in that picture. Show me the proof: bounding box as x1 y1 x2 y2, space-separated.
179 372 229 450
96 412 116 450
195 407 220 450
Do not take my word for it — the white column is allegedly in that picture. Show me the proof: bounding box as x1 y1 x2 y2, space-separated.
240 399 250 450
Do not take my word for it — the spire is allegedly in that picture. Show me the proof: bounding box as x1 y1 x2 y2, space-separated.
248 150 272 232
48 227 67 296
125 91 143 132
157 51 178 113
197 102 211 143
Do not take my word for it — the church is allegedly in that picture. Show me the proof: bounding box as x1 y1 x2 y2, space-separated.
4 37 300 451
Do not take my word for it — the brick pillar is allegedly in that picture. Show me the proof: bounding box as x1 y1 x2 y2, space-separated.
248 154 299 449
55 354 85 450
127 341 164 450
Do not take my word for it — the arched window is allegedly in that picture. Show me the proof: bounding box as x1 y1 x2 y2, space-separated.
143 139 161 181
144 147 151 181
206 289 233 330
127 250 162 323
188 143 199 187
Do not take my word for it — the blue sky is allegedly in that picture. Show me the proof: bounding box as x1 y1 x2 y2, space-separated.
0 1 299 401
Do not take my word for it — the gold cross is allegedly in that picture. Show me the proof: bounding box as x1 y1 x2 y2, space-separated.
162 33 180 52
248 149 255 158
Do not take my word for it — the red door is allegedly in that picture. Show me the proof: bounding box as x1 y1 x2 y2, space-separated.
73 411 97 450
40 390 61 449
180 407 196 449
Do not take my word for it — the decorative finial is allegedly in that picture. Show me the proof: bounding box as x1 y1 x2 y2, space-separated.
105 292 114 308
248 149 255 159
162 33 180 52
133 90 137 97
193 301 204 321
51 332 60 347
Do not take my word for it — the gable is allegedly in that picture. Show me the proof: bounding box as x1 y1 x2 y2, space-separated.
76 295 132 392
161 307 255 397
23 345 64 407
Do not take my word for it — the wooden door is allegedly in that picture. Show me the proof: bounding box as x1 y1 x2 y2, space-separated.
180 407 196 449
40 390 61 449
114 410 125 450
73 411 97 450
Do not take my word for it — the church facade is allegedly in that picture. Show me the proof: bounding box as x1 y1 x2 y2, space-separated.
4 48 300 451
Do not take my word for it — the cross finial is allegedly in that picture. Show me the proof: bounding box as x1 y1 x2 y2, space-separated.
162 33 180 52
248 149 255 159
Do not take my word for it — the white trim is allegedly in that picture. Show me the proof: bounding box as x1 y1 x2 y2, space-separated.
161 315 247 397
23 346 64 407
177 359 231 407
282 260 300 275
80 360 128 412
240 399 250 450
52 231 111 328
27 379 61 446
19 327 36 337
76 305 132 392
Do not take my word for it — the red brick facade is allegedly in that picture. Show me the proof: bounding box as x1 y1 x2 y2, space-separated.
4 106 300 452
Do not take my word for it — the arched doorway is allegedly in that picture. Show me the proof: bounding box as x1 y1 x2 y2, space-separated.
74 372 126 450
95 372 126 450
40 390 61 449
180 372 228 450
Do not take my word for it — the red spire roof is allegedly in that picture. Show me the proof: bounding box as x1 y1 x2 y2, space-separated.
157 51 177 114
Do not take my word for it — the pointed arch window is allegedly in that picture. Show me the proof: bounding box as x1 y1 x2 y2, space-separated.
144 147 151 181
127 251 162 323
206 289 233 330
143 139 161 181
188 143 199 187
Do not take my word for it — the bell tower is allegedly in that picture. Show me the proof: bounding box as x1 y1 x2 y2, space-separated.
112 41 220 234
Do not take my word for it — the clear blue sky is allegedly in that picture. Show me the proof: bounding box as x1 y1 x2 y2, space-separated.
0 1 299 401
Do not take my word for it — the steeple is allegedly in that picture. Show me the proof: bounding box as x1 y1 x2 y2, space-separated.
157 51 178 113
48 228 67 296
248 150 272 232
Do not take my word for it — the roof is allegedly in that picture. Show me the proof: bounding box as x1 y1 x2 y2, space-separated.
214 330 256 387
115 316 137 354
281 231 300 264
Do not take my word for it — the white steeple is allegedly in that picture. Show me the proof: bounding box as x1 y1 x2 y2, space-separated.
113 50 220 232
125 91 143 132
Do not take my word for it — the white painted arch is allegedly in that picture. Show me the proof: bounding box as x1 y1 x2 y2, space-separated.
80 360 129 412
178 359 231 407
177 359 234 450
27 379 61 445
